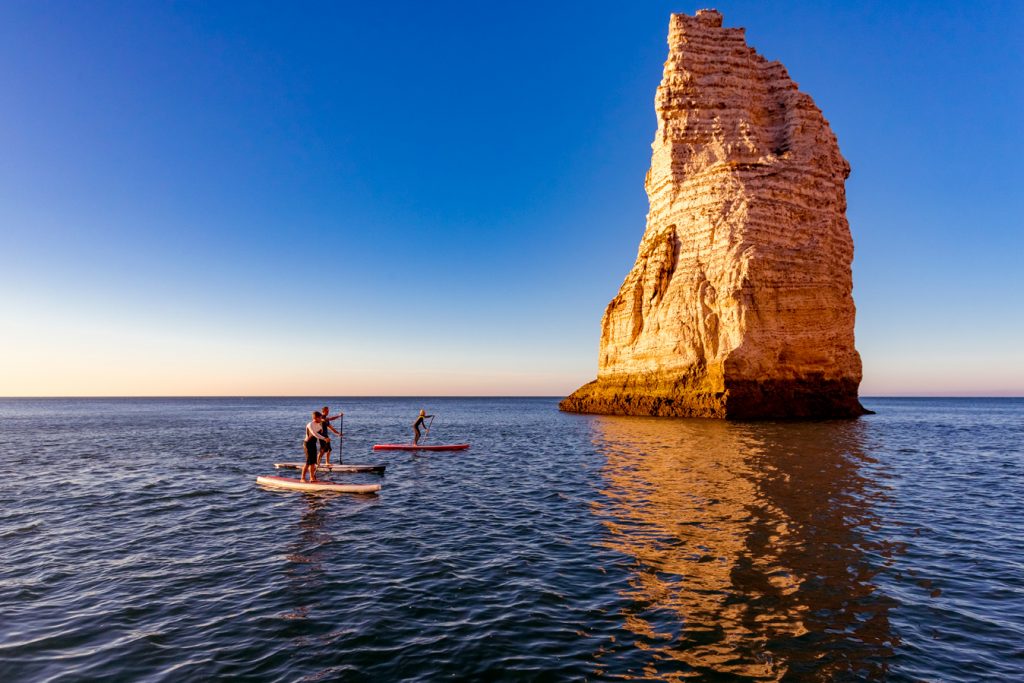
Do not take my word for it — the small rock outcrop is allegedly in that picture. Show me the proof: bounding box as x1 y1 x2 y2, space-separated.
562 9 867 419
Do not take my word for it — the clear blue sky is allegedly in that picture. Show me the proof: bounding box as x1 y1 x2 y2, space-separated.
1 0 1021 396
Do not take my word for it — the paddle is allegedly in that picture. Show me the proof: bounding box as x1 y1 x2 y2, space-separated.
426 414 435 442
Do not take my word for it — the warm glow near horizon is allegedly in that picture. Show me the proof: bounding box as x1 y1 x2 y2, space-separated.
3 287 1023 397
3 326 1021 398
0 299 589 397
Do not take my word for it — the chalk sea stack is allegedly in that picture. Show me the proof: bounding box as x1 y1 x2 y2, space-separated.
561 9 867 419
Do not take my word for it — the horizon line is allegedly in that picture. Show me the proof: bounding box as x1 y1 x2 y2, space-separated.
0 394 1021 400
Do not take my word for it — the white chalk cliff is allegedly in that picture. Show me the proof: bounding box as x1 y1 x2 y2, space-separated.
562 9 866 418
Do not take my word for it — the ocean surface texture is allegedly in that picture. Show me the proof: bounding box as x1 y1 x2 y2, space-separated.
1 397 1021 681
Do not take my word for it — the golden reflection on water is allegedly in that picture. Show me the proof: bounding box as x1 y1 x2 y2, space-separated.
591 416 897 680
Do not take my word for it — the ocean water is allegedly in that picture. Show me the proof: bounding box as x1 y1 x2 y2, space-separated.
0 397 1022 681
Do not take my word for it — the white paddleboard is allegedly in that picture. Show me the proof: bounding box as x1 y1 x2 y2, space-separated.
256 475 381 494
273 462 386 473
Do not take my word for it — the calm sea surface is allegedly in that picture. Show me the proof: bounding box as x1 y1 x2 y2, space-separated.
1 397 1022 681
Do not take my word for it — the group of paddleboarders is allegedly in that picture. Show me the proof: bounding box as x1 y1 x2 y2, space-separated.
298 407 434 482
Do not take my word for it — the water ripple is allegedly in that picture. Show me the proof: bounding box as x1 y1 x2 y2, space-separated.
0 397 1021 680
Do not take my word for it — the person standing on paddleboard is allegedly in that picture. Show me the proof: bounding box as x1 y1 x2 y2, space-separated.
301 412 331 483
318 406 344 466
412 409 434 445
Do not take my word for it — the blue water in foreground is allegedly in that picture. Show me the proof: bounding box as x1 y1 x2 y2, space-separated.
1 397 1022 681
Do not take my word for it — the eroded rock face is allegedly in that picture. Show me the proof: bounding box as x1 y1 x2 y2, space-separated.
562 9 866 419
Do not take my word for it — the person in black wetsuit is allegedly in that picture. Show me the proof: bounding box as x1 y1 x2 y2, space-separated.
318 405 343 466
412 409 433 445
301 412 330 483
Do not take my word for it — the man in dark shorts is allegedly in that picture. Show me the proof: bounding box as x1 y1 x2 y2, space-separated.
318 406 344 466
301 412 330 483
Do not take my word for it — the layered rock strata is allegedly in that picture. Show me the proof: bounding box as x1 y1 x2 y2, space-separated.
562 9 867 419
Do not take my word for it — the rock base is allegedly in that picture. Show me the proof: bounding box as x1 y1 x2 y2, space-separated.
559 376 870 420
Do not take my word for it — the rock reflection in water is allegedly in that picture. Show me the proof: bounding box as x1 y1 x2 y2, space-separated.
591 416 898 680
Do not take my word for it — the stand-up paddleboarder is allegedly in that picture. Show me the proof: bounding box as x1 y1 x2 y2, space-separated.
412 409 434 445
319 405 344 466
301 412 330 483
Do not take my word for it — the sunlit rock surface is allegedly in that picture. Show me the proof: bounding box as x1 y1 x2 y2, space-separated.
562 9 867 419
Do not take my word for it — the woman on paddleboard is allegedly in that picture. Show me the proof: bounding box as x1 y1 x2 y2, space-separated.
412 409 434 445
318 405 344 466
301 412 331 483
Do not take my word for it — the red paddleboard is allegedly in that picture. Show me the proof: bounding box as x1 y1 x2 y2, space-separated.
372 443 470 451
256 475 381 494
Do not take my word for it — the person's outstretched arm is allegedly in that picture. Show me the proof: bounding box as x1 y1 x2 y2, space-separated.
307 425 330 442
